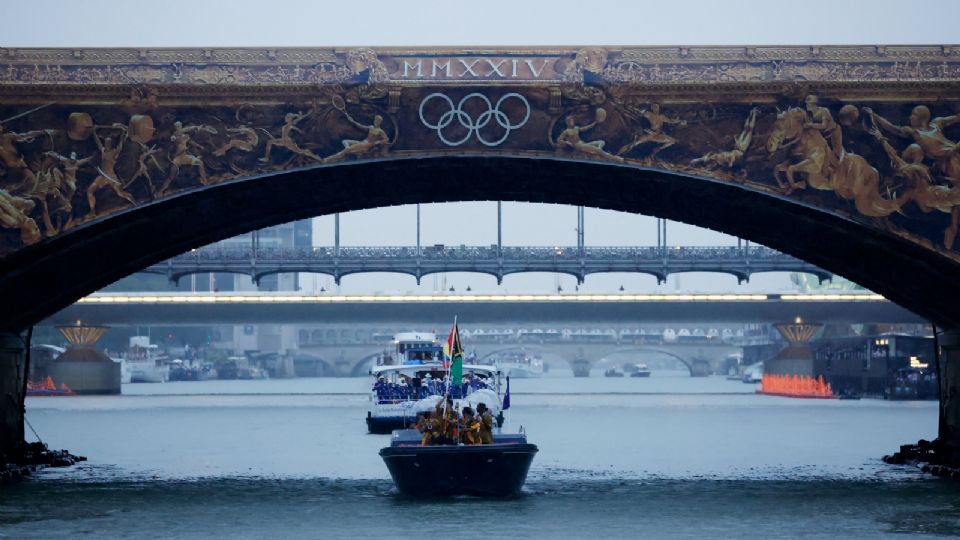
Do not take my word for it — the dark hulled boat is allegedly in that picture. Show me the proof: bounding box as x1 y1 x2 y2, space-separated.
380 429 538 497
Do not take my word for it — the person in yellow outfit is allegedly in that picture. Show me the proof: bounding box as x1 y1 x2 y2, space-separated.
415 411 434 446
459 407 481 445
438 397 459 445
475 402 495 445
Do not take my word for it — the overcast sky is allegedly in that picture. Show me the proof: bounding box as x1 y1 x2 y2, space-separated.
5 0 958 294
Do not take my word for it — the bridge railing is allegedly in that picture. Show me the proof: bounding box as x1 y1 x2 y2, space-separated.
172 245 797 262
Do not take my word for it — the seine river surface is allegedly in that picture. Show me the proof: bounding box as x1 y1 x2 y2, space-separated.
4 372 959 539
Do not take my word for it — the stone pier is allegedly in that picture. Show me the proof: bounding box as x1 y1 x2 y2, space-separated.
0 331 26 455
939 330 960 452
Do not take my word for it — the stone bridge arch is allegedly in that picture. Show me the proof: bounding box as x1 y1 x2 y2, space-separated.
3 45 960 457
350 352 384 377
1 45 960 332
480 343 713 376
597 346 714 377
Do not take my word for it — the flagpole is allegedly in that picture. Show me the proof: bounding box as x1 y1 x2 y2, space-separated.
443 315 457 444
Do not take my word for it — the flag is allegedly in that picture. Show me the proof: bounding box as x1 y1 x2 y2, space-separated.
447 319 463 383
502 376 511 410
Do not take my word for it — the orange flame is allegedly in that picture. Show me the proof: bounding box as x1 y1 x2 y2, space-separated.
26 376 75 395
758 374 834 398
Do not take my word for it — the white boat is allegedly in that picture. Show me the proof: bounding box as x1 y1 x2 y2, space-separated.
495 352 544 378
126 336 169 383
742 362 763 383
366 332 502 434
628 363 651 378
493 353 544 379
111 356 132 384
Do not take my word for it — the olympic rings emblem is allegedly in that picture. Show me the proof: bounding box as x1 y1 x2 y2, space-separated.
418 92 530 147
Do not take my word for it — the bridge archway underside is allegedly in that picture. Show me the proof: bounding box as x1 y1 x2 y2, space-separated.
2 46 960 329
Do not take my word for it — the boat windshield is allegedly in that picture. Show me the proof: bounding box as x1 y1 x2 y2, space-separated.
401 346 443 364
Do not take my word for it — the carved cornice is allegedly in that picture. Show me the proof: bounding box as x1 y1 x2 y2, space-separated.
1 46 959 88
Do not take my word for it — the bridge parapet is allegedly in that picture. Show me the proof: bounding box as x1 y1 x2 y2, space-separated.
144 245 830 284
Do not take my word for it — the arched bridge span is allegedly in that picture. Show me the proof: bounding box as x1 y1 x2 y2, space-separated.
1 45 959 332
3 45 960 457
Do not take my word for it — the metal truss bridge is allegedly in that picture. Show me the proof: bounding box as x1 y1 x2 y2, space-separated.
140 244 832 285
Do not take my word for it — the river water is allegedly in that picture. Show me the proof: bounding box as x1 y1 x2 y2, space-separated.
3 372 958 539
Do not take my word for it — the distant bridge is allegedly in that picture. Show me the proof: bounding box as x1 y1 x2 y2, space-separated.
139 245 832 285
46 292 923 326
289 341 739 378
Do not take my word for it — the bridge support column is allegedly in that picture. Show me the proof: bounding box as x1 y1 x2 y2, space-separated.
939 329 960 452
0 331 26 456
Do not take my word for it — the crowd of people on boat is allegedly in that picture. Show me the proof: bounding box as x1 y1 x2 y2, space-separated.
413 397 495 446
373 372 490 403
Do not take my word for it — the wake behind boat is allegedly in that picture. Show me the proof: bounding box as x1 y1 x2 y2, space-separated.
366 332 501 434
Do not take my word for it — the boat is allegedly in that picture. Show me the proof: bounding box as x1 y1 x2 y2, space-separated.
741 362 763 383
604 367 625 377
168 360 218 381
366 332 502 434
26 376 75 396
629 363 651 377
114 356 132 384
572 358 591 377
495 352 544 378
126 336 169 383
380 428 537 497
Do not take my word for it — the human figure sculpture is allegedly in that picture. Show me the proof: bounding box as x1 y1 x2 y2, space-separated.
767 107 902 218
158 121 216 194
691 107 760 169
45 150 93 230
865 105 960 181
127 143 163 196
0 187 41 245
617 103 687 159
259 111 321 163
0 123 53 193
213 126 259 157
871 127 960 249
555 108 624 163
46 151 92 207
86 127 137 218
323 111 389 163
803 95 843 161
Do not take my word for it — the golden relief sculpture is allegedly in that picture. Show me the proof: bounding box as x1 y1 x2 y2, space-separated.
44 150 93 231
766 105 903 217
865 106 960 181
158 121 216 195
86 126 137 217
259 111 322 165
690 107 759 170
617 103 687 160
322 97 392 163
0 46 959 266
0 188 39 245
551 108 624 163
871 127 960 249
127 143 163 197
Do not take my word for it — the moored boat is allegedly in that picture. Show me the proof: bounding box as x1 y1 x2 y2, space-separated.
629 363 652 377
494 352 544 378
604 367 625 377
572 358 591 377
126 337 169 383
380 428 537 497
